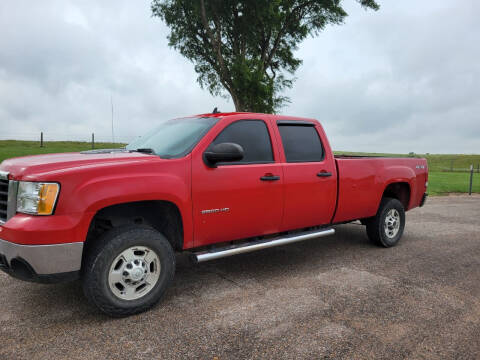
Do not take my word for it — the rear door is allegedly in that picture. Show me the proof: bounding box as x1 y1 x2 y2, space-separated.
275 121 337 231
191 119 284 247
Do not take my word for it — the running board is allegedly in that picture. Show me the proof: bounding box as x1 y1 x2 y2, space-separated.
192 228 335 263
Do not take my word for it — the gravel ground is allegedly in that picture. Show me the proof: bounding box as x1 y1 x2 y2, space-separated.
1 195 479 360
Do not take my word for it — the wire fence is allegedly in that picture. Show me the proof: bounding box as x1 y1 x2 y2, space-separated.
0 132 138 145
423 157 480 174
0 134 478 194
1 133 479 173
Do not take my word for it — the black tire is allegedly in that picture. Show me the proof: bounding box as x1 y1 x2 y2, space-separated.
366 197 405 247
82 225 175 317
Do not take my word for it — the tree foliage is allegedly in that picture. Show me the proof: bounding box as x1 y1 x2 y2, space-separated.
152 0 379 113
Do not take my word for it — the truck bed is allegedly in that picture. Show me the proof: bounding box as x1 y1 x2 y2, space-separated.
335 154 399 159
332 157 428 224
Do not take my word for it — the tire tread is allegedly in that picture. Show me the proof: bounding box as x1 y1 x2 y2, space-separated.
82 225 175 317
366 197 405 248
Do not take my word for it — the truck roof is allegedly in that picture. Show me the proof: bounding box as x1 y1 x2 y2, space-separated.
194 112 319 123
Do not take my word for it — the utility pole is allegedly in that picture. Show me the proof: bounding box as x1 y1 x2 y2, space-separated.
469 165 474 195
111 94 115 144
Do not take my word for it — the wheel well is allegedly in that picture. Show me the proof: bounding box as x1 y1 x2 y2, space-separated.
382 182 410 209
85 201 183 252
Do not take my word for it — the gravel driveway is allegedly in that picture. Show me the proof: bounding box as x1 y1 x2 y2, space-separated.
1 195 479 359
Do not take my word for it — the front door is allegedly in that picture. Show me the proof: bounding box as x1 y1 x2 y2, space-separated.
192 119 284 247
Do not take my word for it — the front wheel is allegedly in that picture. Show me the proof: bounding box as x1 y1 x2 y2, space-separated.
366 197 405 247
82 225 175 317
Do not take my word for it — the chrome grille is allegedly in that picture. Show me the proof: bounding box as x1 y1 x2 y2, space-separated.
0 178 8 224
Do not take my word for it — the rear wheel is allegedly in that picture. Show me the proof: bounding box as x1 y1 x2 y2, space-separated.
366 197 405 247
82 225 175 317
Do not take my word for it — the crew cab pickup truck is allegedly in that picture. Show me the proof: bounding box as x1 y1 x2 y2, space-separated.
0 112 428 316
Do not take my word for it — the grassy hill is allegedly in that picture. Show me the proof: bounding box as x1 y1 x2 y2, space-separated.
0 140 478 196
0 140 125 163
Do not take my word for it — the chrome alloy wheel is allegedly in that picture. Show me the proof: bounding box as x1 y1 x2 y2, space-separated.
384 209 401 238
108 246 161 301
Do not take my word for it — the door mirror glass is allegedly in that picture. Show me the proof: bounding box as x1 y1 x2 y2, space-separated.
204 142 244 167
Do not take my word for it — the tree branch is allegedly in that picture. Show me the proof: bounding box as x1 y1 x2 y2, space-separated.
264 1 315 70
199 0 230 88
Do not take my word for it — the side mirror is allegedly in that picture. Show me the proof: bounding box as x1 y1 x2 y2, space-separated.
203 142 244 167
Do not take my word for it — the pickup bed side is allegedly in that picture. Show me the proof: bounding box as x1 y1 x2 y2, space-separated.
333 157 428 223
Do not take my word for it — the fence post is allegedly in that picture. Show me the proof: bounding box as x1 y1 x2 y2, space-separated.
450 159 454 172
92 133 95 149
40 132 44 147
469 165 474 196
477 163 479 174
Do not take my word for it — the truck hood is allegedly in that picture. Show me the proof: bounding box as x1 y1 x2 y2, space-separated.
0 150 158 180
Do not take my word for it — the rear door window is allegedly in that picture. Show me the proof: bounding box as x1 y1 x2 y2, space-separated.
278 124 324 162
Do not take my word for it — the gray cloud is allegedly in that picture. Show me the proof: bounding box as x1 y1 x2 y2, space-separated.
0 0 478 153
288 1 480 153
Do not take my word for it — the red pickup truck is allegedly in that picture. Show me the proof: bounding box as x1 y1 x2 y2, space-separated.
0 112 427 316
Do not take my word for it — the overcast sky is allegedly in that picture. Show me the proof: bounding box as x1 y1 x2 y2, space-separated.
0 0 478 153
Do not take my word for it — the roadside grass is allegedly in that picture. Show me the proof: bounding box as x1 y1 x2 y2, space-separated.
0 141 478 195
423 154 480 173
428 172 479 196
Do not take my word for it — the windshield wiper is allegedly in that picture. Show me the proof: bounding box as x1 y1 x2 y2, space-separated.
129 148 156 155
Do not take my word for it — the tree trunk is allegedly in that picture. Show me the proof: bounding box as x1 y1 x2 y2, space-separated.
229 90 245 112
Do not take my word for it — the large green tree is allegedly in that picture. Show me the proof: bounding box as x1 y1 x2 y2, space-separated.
152 0 379 113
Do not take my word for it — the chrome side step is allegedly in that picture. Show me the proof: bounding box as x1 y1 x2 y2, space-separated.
192 228 335 263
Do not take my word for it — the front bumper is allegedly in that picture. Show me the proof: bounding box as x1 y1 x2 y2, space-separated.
0 238 83 283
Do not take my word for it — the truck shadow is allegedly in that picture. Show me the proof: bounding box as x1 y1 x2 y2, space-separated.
167 223 376 301
17 223 372 319
177 224 370 271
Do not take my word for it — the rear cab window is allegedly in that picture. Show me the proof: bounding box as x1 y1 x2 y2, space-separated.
277 122 324 162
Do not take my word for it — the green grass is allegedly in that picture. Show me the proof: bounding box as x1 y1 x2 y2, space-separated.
423 154 480 172
428 172 479 196
0 141 478 195
0 140 125 163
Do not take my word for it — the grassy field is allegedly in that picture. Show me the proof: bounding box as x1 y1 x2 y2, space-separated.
0 140 478 196
428 172 479 195
0 140 125 163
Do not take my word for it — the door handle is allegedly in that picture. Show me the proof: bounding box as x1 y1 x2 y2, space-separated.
317 171 332 177
260 175 280 181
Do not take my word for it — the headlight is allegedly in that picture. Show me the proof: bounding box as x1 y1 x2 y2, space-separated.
17 182 60 215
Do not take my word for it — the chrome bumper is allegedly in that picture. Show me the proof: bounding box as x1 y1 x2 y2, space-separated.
0 238 83 275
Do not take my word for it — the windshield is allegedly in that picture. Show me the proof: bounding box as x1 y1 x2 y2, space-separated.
126 117 218 158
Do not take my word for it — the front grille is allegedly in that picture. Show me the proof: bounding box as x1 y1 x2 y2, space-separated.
0 179 8 223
